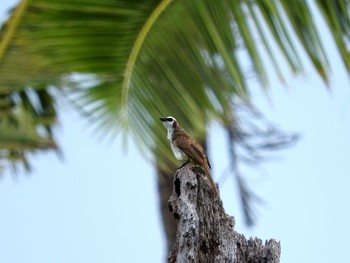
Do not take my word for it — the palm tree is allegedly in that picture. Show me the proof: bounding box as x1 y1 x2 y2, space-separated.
1 0 349 254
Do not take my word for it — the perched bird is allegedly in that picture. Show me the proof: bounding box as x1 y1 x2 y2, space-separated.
160 116 217 195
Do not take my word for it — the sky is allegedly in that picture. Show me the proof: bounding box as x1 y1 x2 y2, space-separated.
1 1 350 263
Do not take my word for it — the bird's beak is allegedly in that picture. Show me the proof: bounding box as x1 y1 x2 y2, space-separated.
160 117 167 122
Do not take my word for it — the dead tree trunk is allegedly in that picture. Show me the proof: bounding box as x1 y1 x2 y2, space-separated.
167 164 281 263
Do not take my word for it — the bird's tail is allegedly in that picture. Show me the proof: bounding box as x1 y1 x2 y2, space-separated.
202 163 218 196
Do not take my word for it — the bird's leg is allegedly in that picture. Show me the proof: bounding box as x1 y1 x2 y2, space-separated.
192 165 206 178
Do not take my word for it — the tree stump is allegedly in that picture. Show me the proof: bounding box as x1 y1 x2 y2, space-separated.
168 164 280 263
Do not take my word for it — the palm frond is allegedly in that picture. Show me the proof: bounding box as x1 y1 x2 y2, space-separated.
315 0 350 72
2 0 347 148
0 0 349 218
0 89 58 173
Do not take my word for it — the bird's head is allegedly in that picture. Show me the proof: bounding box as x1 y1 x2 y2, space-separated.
160 116 178 131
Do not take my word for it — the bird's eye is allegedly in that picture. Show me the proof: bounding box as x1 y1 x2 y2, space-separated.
166 117 174 122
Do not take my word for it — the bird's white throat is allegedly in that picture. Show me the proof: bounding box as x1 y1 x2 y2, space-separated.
166 126 174 140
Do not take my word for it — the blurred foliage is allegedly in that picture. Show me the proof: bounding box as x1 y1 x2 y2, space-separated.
0 88 57 173
0 0 349 222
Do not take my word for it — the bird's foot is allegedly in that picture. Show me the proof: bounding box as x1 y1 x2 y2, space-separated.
192 165 206 177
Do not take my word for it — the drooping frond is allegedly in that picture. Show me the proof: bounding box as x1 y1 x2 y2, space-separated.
315 0 350 72
0 88 58 173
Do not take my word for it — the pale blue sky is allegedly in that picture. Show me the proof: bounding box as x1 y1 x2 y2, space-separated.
1 1 350 263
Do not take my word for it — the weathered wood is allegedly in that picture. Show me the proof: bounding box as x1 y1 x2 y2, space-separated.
168 164 280 263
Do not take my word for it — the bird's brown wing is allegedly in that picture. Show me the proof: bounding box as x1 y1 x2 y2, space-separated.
174 134 217 195
173 135 208 166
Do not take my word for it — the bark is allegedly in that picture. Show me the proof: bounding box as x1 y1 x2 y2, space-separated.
167 164 281 263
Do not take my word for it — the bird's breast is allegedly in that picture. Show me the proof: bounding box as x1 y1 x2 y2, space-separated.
171 144 187 160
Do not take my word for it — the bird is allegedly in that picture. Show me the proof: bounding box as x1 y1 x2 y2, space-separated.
160 116 217 195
